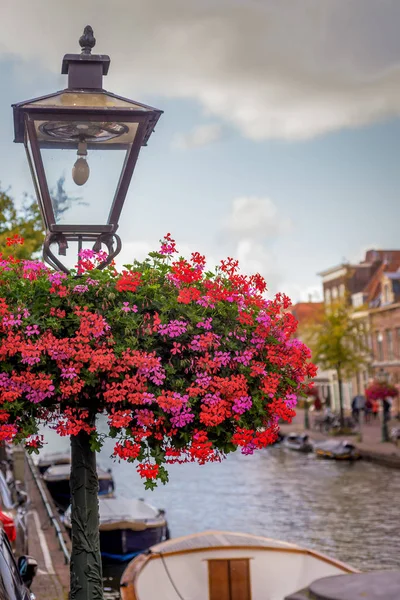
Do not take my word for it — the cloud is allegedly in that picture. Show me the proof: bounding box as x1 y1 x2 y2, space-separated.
219 196 292 293
225 196 292 239
3 1 400 140
235 239 282 294
172 123 224 149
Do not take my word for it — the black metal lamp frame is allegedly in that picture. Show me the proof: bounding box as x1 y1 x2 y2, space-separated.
12 25 162 272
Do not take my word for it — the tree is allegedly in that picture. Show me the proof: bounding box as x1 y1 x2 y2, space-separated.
0 187 44 259
309 304 368 429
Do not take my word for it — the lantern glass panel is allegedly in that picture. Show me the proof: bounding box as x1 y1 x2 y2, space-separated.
25 131 46 224
24 91 150 110
31 117 141 226
40 145 129 226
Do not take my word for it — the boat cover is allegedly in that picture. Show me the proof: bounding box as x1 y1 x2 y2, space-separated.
37 451 70 468
43 463 113 482
149 531 301 554
64 497 166 531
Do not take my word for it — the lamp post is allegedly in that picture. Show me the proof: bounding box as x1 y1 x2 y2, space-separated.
12 27 162 599
376 369 390 443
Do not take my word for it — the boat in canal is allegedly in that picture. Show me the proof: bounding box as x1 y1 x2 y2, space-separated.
43 463 114 511
285 571 400 600
64 496 169 562
314 440 360 461
283 432 313 453
119 530 357 600
271 432 285 445
37 451 71 474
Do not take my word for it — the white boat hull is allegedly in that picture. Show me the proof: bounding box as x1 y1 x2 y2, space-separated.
120 531 356 600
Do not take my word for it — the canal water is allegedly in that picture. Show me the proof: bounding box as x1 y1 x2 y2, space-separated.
40 430 400 598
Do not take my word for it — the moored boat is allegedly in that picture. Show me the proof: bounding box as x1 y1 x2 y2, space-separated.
37 451 71 474
285 570 400 600
271 432 285 445
314 440 360 461
120 530 357 600
64 496 169 562
43 463 114 511
283 433 313 453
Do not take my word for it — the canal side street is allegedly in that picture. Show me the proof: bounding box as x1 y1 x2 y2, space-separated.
281 408 400 467
24 455 70 600
8 412 400 600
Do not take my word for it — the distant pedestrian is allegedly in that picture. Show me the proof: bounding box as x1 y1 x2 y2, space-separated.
383 397 392 423
372 399 379 420
314 396 322 412
351 396 359 422
364 398 372 423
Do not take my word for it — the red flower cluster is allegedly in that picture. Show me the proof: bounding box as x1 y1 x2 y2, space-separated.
6 235 24 247
365 381 399 401
0 234 315 487
137 463 159 479
116 270 142 292
114 440 141 460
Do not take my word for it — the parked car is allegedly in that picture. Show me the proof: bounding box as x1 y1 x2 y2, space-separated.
0 471 28 556
0 528 37 599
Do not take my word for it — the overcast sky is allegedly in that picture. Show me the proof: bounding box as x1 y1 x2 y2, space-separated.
1 0 400 301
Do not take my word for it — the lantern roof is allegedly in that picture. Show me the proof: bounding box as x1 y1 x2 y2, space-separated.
12 90 162 145
13 25 162 145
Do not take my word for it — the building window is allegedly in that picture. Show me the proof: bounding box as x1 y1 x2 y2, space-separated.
208 559 251 600
383 283 391 304
339 284 345 298
397 328 400 358
376 332 384 361
325 289 331 304
332 287 338 300
363 325 370 350
386 330 394 360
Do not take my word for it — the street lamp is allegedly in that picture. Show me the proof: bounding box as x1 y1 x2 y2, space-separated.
376 369 391 442
12 27 162 600
13 25 162 272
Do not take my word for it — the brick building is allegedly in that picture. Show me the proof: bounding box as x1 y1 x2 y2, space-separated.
369 303 400 384
319 250 400 306
317 249 400 410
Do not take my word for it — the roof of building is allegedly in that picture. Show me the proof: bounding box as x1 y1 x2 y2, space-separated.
290 302 324 326
363 258 400 305
319 250 400 279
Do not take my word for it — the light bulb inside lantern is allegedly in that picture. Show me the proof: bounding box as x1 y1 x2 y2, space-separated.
72 157 90 186
72 139 89 186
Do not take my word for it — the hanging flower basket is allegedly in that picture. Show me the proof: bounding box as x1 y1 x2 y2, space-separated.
0 234 315 488
365 381 399 402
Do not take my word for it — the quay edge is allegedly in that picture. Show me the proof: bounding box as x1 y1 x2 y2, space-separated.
20 449 71 600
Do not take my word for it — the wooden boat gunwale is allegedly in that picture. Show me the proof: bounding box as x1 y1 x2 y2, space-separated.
120 530 358 600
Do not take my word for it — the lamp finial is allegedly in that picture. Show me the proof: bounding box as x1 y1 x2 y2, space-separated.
79 26 96 55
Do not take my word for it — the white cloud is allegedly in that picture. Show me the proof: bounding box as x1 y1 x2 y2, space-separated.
172 123 224 149
3 1 400 140
225 196 292 239
235 239 282 295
